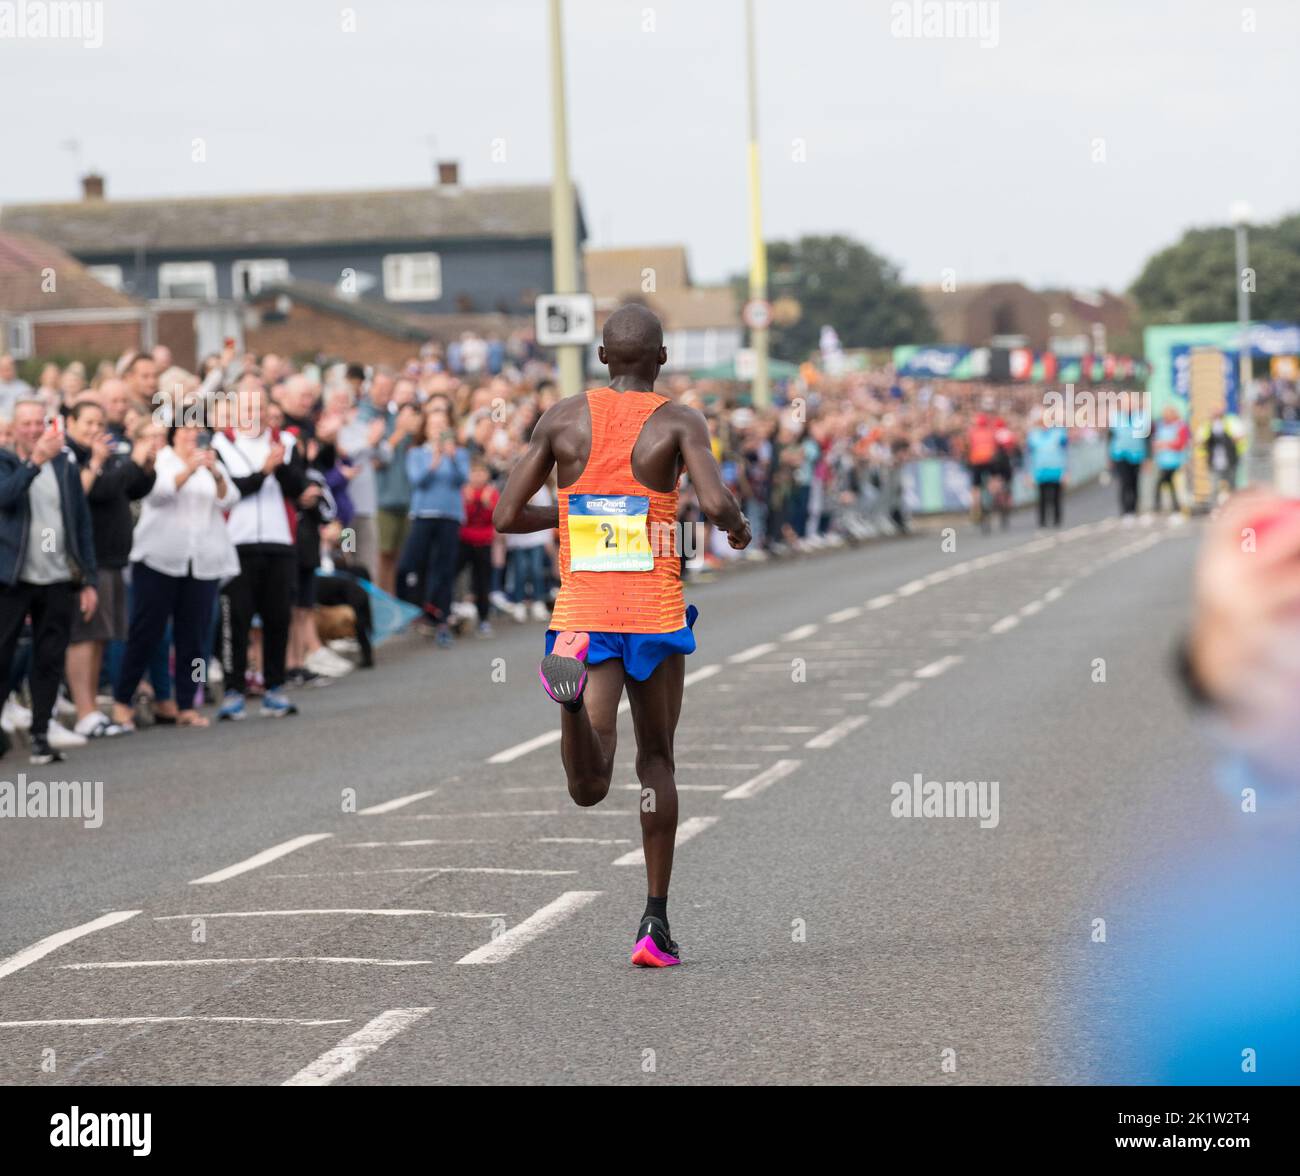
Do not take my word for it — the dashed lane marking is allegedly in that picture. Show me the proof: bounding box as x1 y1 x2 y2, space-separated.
611 816 718 865
190 834 333 885
456 891 603 965
723 759 802 800
357 790 437 815
0 911 140 981
282 1008 434 1086
805 715 869 748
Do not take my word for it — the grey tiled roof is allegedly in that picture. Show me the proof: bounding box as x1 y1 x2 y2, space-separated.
0 184 569 254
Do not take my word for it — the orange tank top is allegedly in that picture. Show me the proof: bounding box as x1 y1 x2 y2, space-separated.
549 387 685 634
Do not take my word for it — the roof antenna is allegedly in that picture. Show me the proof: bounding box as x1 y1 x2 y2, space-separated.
60 138 83 191
424 133 438 186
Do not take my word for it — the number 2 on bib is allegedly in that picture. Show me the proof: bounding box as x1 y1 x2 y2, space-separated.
568 493 654 572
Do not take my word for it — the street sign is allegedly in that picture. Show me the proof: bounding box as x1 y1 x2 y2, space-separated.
742 298 773 331
535 293 596 346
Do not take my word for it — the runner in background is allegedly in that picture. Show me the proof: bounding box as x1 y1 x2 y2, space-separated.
990 416 1020 530
965 412 998 532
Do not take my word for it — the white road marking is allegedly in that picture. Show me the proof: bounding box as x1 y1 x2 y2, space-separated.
457 891 603 965
865 594 896 610
871 680 921 708
283 1008 434 1086
841 692 871 701
344 839 498 848
674 762 760 770
357 790 437 815
683 663 722 686
612 816 718 865
741 725 817 733
395 810 562 819
0 910 140 981
827 606 862 623
62 958 435 970
728 642 777 663
535 837 634 845
680 743 791 751
491 666 721 762
1043 585 1066 602
154 909 505 921
805 715 869 748
897 579 927 596
616 783 729 792
914 655 963 679
268 867 578 879
781 623 819 641
488 730 561 764
990 615 1021 634
189 834 332 885
0 1016 349 1029
723 759 802 800
1019 600 1045 617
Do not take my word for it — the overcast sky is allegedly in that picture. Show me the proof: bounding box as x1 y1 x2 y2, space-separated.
2 0 1296 293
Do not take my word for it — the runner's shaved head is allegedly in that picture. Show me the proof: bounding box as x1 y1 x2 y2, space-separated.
601 304 664 365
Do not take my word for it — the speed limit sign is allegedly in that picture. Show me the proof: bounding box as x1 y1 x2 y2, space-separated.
742 299 773 330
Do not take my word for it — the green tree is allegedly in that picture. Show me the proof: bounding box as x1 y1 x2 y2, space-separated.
733 234 934 362
1130 213 1300 326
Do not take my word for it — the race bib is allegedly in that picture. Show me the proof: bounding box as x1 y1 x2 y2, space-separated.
568 493 654 572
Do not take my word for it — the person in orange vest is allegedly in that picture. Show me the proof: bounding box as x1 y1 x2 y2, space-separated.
494 305 751 967
965 412 999 531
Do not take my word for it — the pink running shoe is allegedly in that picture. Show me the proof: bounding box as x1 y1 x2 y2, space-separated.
631 916 681 967
539 631 590 705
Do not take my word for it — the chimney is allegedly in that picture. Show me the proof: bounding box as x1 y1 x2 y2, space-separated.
436 160 460 188
81 173 105 201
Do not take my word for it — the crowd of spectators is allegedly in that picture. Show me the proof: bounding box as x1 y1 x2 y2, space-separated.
0 339 1076 762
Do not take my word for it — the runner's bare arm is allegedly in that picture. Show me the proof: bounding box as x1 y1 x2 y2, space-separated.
493 417 559 534
677 406 750 547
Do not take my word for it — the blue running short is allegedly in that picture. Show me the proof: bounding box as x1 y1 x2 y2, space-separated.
544 605 698 681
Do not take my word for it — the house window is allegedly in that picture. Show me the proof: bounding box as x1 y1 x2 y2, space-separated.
5 317 33 359
158 261 217 300
87 264 124 291
232 258 290 299
382 252 441 302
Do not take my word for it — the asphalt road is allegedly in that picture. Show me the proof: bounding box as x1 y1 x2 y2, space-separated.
0 482 1221 1085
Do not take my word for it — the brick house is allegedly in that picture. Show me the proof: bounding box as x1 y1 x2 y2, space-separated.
584 245 741 371
920 280 1135 353
0 230 152 366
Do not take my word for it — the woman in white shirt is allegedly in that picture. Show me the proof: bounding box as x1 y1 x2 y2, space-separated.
110 426 241 729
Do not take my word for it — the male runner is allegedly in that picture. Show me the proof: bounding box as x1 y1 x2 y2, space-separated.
494 305 750 967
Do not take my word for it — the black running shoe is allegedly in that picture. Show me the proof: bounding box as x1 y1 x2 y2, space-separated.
631 915 681 967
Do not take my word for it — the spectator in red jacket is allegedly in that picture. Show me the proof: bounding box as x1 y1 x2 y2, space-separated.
459 459 499 636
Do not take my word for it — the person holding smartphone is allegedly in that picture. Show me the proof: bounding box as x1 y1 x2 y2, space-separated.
398 405 469 647
111 424 240 729
0 400 98 763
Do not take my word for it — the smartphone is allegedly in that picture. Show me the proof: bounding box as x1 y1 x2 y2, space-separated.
196 430 212 451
